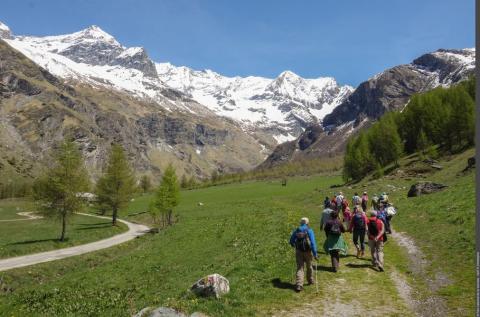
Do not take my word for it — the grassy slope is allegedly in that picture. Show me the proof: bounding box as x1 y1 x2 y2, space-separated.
0 176 411 316
0 199 128 258
0 149 473 316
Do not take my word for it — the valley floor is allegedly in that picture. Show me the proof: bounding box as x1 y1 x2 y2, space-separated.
0 149 475 316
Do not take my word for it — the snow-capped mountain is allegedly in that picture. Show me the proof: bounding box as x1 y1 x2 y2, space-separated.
261 47 475 168
156 64 353 142
0 22 353 144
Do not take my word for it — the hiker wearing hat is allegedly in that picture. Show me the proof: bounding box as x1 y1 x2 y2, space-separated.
348 206 368 258
361 191 368 212
323 211 348 272
352 192 361 207
379 192 389 205
367 210 385 271
289 217 318 292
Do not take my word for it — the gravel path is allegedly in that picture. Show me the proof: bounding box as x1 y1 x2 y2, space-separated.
0 213 149 272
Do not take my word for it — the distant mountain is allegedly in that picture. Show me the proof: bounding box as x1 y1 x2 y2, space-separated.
260 48 475 169
156 64 353 142
1 22 352 145
0 39 267 179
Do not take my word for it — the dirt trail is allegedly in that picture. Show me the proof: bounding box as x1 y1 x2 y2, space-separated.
390 230 449 317
0 213 149 272
271 230 451 317
0 211 44 222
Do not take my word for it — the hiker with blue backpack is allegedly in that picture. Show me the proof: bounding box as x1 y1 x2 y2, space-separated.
323 211 348 272
289 217 318 292
348 206 368 258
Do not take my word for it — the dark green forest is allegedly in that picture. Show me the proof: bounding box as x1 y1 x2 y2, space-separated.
343 77 475 181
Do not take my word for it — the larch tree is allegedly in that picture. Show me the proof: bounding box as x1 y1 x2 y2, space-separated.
33 141 90 241
149 164 180 227
95 144 136 226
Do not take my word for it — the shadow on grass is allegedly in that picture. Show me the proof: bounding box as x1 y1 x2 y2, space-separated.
314 264 334 272
271 278 296 291
346 263 372 269
8 238 68 245
75 224 112 230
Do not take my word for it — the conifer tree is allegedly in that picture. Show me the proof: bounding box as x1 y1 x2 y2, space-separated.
139 175 151 194
33 141 90 241
150 164 180 227
95 144 135 226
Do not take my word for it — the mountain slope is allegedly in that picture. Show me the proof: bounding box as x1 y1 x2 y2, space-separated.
1 21 352 144
260 48 475 168
0 39 266 179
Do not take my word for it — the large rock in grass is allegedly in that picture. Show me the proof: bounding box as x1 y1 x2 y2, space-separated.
407 182 448 197
134 307 209 317
191 273 230 298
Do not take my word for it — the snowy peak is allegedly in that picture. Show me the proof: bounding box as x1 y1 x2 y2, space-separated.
0 21 12 39
74 25 120 45
112 46 158 77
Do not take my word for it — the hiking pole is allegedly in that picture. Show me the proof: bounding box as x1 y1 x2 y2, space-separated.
315 257 318 293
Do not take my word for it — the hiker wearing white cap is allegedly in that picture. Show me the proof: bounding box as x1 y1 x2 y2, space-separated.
289 217 318 292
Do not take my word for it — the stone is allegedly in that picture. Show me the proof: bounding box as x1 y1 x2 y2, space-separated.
407 182 448 197
134 307 187 317
431 164 443 170
191 273 230 298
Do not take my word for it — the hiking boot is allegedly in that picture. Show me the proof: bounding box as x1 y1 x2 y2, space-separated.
356 249 360 258
295 285 303 292
360 250 365 257
378 266 384 272
307 281 315 286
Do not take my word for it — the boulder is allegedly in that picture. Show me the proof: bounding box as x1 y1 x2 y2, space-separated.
134 307 187 317
407 182 448 197
133 307 209 317
191 273 230 298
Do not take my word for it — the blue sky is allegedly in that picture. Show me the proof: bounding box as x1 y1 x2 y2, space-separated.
1 0 474 86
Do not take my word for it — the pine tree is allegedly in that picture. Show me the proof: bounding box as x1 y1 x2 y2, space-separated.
139 175 151 194
95 144 135 226
416 128 429 155
150 164 180 227
33 141 90 241
180 174 188 189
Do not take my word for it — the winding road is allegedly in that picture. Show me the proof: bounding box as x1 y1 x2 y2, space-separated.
0 213 149 272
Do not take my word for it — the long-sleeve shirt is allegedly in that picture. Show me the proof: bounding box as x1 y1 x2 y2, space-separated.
320 208 333 230
290 224 318 257
348 213 368 232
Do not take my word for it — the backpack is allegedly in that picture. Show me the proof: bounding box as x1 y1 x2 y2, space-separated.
329 220 342 235
353 213 365 229
295 229 311 252
353 196 361 205
368 219 379 236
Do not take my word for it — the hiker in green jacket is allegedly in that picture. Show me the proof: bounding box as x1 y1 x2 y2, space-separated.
323 211 348 272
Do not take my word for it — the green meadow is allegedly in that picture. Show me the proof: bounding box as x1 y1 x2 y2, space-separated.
0 148 475 316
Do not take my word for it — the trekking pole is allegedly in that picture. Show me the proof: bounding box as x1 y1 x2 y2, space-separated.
315 257 318 293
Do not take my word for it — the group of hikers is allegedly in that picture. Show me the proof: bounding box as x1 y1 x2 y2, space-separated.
289 191 397 292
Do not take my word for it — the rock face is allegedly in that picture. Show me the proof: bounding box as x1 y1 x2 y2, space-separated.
191 274 230 298
323 48 475 127
261 48 475 168
407 182 448 197
1 21 353 146
0 39 266 179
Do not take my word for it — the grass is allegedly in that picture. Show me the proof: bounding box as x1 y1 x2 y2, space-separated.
0 199 128 258
0 149 474 316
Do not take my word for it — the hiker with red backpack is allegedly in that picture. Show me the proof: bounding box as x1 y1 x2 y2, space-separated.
367 211 385 271
289 217 318 292
348 206 368 258
323 211 348 272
